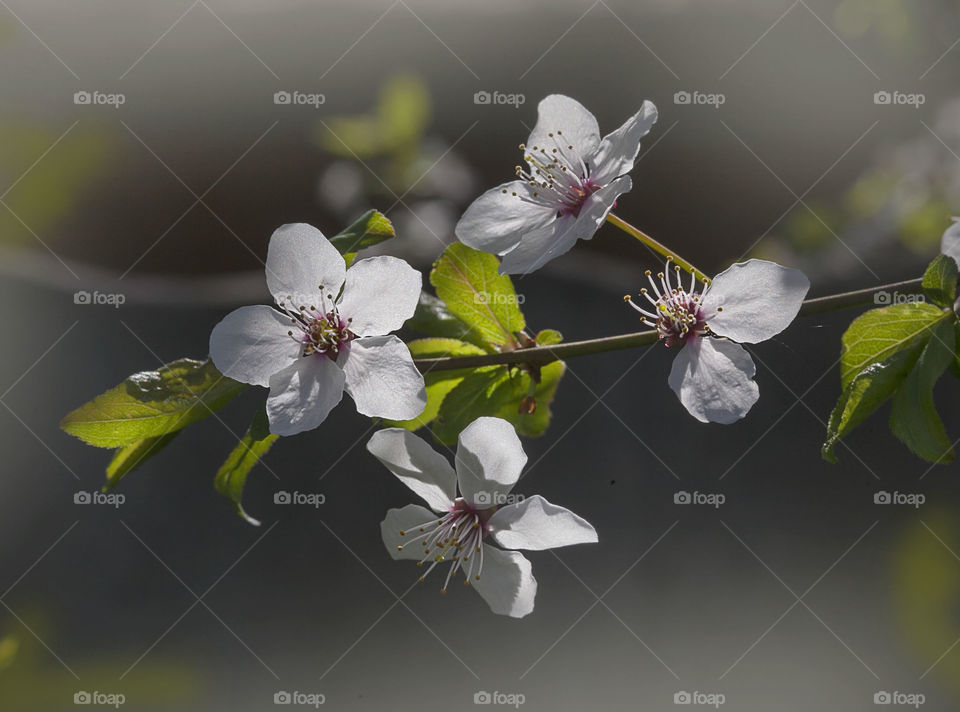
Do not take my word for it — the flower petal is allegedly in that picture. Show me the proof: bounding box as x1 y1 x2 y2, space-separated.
455 181 557 255
471 545 537 618
703 259 810 343
455 417 527 508
209 305 301 387
489 495 598 551
340 335 426 420
498 175 631 275
668 337 759 424
381 504 444 561
941 217 960 268
337 256 422 337
526 95 601 161
265 223 346 307
266 355 345 436
589 100 658 185
367 428 456 512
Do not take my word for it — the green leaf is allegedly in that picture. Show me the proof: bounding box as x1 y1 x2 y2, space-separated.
104 432 180 491
432 368 516 444
61 358 246 448
890 318 957 463
215 407 279 526
493 361 566 438
385 338 491 431
535 329 564 346
430 361 567 444
430 243 525 350
328 209 395 265
840 303 946 388
922 254 958 308
407 293 491 351
822 344 924 462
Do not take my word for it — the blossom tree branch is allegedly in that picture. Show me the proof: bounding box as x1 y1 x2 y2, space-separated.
413 277 924 373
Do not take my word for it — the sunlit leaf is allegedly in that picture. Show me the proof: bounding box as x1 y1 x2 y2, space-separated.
215 406 278 526
61 358 246 448
922 254 958 309
408 293 491 351
840 302 946 388
104 432 180 491
535 329 563 346
431 243 525 350
328 209 395 265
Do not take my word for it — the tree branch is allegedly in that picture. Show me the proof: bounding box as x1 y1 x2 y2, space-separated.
413 277 924 373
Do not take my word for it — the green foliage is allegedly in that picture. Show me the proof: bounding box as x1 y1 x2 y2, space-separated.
391 243 568 443
493 361 566 438
840 302 945 388
430 243 526 350
535 329 564 346
825 255 958 463
215 407 278 526
60 358 245 448
408 293 491 350
105 432 179 491
890 319 956 463
328 209 395 265
823 343 924 462
922 254 958 308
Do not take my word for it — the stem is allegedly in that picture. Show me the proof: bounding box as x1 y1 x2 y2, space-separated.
413 277 924 373
605 213 711 283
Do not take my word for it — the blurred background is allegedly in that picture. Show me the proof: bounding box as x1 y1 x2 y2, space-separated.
2 0 960 709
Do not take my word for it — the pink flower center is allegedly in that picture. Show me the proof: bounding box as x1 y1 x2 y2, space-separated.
396 497 496 594
509 129 601 218
277 287 354 359
624 260 711 347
